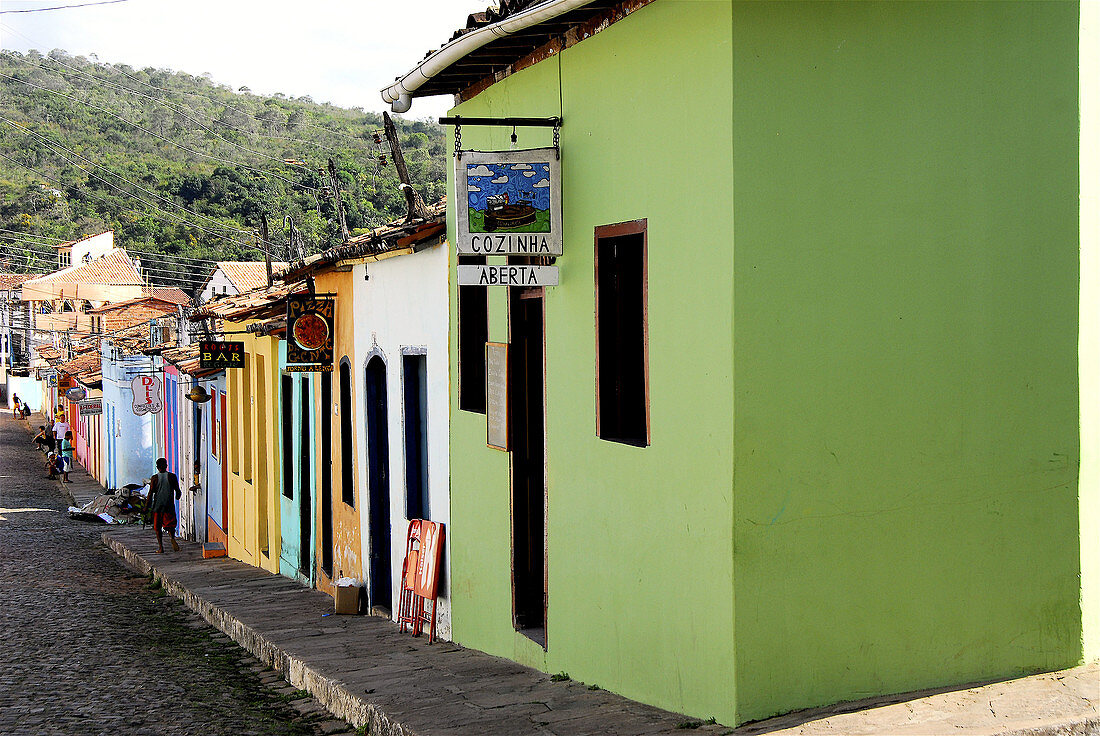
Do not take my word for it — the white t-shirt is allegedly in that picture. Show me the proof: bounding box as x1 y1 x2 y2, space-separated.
53 421 70 441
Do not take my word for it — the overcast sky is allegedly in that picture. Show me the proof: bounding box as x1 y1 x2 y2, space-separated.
0 0 467 121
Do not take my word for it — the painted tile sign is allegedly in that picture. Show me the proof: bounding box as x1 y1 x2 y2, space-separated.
131 375 163 416
286 296 335 372
200 341 244 371
456 148 562 255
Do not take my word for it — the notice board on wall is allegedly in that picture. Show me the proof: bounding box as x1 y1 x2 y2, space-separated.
485 342 508 451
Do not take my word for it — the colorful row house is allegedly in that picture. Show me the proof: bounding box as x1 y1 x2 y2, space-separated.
280 202 450 630
181 205 450 631
377 0 1093 727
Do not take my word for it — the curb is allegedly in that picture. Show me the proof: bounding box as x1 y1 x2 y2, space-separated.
101 533 410 736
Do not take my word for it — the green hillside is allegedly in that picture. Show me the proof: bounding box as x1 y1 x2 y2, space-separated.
0 48 446 290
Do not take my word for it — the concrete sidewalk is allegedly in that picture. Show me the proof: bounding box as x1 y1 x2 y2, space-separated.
35 427 1099 736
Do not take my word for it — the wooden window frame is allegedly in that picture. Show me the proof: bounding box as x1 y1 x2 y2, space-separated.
594 219 650 447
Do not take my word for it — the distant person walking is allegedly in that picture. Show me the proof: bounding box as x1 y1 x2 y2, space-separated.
11 395 20 419
145 458 181 553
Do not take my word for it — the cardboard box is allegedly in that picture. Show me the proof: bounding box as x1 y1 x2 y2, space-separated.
201 542 227 559
334 581 360 614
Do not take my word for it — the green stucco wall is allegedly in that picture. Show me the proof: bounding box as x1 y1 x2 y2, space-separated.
446 0 736 723
731 0 1082 722
446 0 1082 727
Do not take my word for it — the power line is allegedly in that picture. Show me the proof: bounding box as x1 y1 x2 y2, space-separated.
0 0 129 14
0 121 254 239
0 72 320 193
0 233 61 248
0 228 69 242
0 148 273 257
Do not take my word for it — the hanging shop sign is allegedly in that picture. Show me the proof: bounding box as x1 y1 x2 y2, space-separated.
47 374 57 388
131 375 163 416
199 341 244 371
37 368 56 381
456 148 562 256
457 264 558 287
57 374 72 391
65 385 87 402
286 296 335 372
78 398 102 416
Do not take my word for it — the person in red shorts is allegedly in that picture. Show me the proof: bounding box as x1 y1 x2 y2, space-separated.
145 457 181 553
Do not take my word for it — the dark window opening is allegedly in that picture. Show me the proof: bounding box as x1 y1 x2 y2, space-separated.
458 254 488 413
596 221 649 446
403 353 429 520
340 359 355 507
281 374 293 500
299 376 312 575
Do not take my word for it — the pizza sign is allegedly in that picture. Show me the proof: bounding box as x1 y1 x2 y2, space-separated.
286 296 335 372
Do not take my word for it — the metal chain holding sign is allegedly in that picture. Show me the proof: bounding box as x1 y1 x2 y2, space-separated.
454 120 462 159
553 122 560 159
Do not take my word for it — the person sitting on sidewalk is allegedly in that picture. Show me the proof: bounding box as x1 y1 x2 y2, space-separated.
145 458 181 553
45 452 58 479
31 425 51 452
59 430 74 483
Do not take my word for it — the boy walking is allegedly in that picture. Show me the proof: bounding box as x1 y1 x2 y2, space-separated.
146 458 181 553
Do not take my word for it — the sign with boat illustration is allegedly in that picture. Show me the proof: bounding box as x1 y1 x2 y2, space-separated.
456 148 562 255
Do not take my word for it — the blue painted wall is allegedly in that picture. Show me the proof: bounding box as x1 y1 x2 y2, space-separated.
279 341 315 584
100 340 155 490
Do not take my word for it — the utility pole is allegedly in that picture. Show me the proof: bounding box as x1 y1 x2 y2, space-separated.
383 111 429 223
326 159 351 242
260 213 273 287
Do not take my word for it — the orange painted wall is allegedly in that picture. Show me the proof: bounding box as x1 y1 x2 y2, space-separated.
313 270 362 597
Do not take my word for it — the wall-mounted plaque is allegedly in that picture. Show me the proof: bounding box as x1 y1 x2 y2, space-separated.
485 342 508 451
78 398 103 416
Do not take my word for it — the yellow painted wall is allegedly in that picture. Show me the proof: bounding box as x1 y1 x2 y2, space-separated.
225 319 282 574
312 271 362 597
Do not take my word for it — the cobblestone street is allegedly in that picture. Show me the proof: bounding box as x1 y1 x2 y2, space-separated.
0 414 352 736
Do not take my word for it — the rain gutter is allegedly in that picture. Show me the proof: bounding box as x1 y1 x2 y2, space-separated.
380 0 598 112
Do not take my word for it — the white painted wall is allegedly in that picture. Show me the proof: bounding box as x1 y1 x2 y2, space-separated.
69 231 114 266
1079 0 1099 664
199 269 239 304
351 242 452 640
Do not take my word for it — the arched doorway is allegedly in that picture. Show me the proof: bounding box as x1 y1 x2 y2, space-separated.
365 356 392 612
